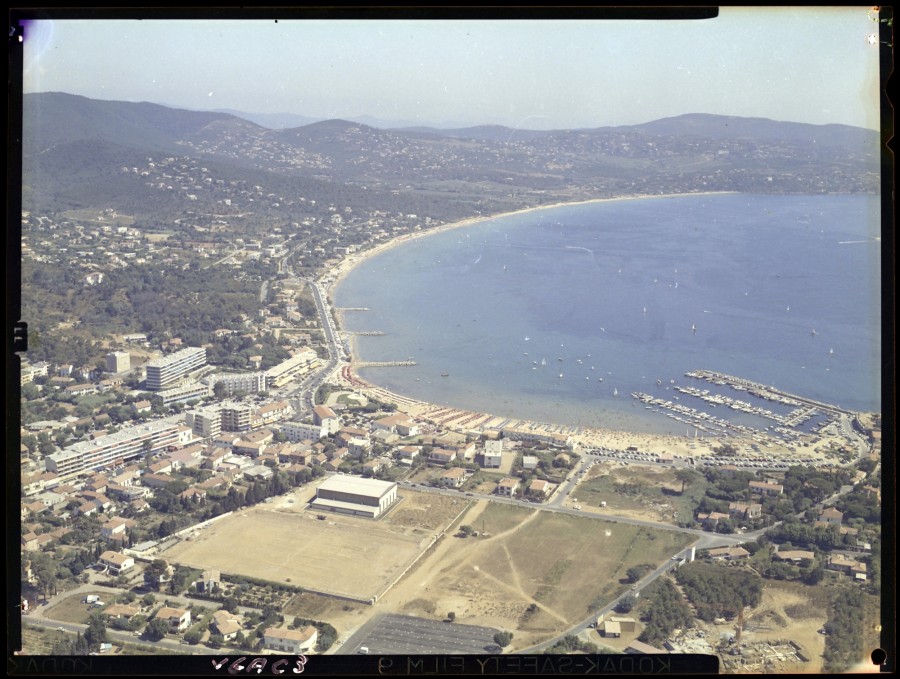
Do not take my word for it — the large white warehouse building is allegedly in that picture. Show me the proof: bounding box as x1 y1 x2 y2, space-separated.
310 476 398 519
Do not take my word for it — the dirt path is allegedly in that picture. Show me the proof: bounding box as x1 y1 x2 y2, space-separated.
471 561 569 626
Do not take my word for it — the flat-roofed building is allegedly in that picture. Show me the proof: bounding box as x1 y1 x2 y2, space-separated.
265 350 319 388
157 381 210 406
625 640 667 654
482 440 502 468
220 403 253 432
209 372 268 396
186 407 222 438
45 419 183 481
602 620 621 637
310 476 398 519
105 351 131 374
280 421 327 443
145 347 207 391
522 455 539 470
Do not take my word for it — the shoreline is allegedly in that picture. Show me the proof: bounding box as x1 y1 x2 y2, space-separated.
318 190 876 460
322 191 743 453
325 190 738 297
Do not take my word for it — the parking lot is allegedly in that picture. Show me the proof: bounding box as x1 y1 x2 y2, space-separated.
345 614 501 655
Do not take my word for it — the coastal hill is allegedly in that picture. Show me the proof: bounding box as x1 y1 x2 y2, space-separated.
22 91 880 222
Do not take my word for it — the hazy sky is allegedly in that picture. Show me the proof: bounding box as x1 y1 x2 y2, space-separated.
21 8 883 130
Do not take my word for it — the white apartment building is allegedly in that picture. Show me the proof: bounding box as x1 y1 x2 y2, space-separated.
279 421 328 443
45 419 183 480
208 371 268 396
186 407 223 438
105 351 131 373
157 381 210 406
145 347 207 391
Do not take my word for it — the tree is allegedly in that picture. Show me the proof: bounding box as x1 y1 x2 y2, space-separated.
184 629 202 645
447 611 456 622
626 564 653 584
142 592 157 607
493 631 513 648
144 617 170 641
84 612 108 650
674 468 700 495
616 597 635 613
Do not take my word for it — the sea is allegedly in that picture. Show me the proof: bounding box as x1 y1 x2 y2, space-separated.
333 193 882 435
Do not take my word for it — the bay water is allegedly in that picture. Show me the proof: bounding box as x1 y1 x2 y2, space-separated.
333 193 881 434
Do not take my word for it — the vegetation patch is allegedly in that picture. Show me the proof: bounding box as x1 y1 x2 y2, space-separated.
674 561 763 621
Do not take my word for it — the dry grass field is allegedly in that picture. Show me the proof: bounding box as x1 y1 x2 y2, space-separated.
20 626 71 655
377 500 693 650
44 592 108 624
166 489 466 601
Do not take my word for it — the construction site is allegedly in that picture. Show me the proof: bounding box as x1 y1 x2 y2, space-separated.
717 639 809 672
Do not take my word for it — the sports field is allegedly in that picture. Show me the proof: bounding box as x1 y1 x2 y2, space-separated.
165 508 425 601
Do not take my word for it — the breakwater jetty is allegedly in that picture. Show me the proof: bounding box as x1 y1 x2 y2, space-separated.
684 369 849 416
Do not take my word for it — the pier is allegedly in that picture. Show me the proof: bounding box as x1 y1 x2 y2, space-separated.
351 331 387 336
354 360 417 368
685 369 849 416
334 307 370 311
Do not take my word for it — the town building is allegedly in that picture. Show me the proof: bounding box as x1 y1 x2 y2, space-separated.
99 551 134 575
208 371 268 396
105 351 131 374
310 476 398 519
144 347 207 391
522 455 539 470
45 419 184 481
157 381 210 406
707 546 750 561
186 407 223 438
819 507 844 526
312 405 341 434
439 467 467 488
496 478 519 498
210 610 242 641
749 480 784 496
280 421 328 443
481 439 503 468
220 403 253 432
265 350 319 388
264 626 318 654
154 606 191 632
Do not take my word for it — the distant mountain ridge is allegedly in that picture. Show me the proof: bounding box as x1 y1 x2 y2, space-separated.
21 92 880 219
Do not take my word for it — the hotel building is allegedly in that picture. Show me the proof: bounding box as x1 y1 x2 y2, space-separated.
145 347 207 391
45 419 184 481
